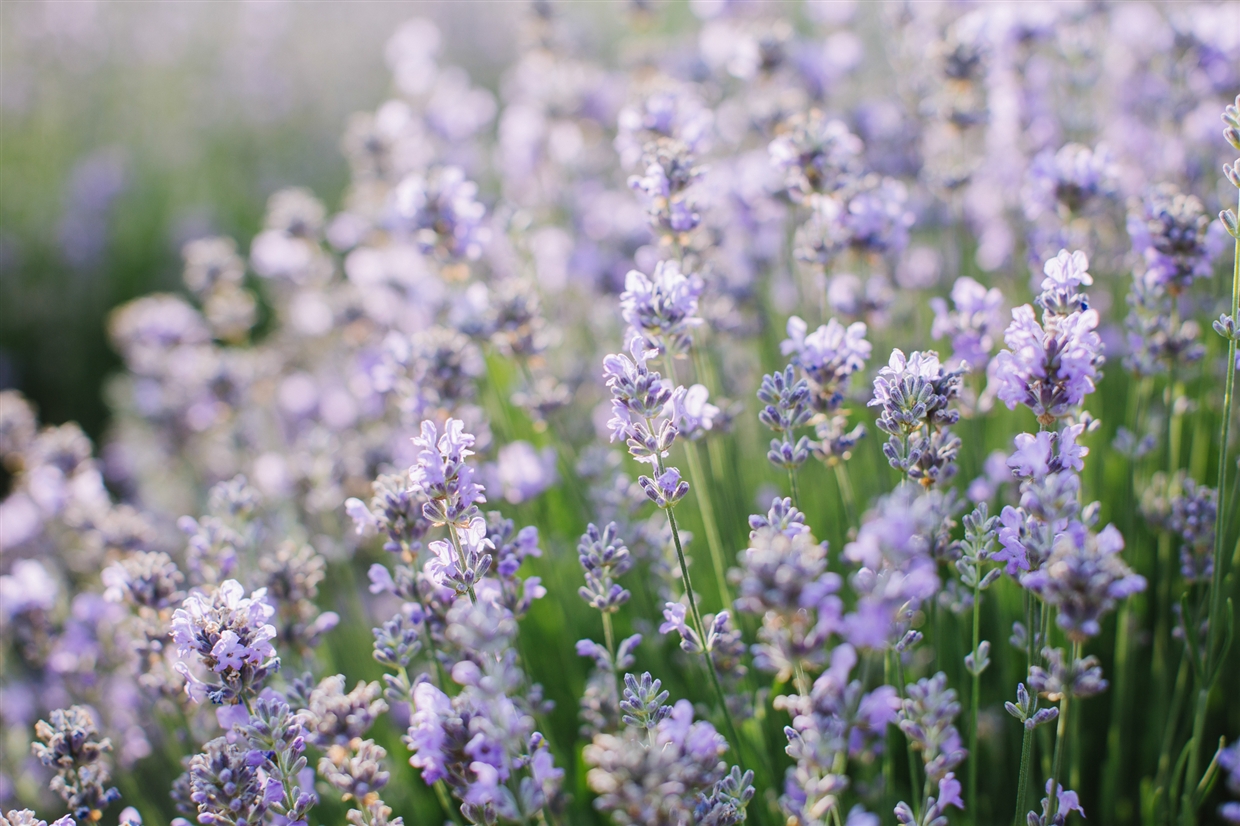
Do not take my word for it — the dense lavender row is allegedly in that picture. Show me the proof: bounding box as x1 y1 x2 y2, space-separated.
2 3 1239 826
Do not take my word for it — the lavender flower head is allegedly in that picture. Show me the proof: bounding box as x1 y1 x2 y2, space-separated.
1021 523 1146 641
409 418 486 528
930 276 1005 371
620 260 705 355
391 165 489 261
1024 143 1117 218
170 580 279 705
603 335 685 476
769 109 864 202
781 317 871 412
869 349 965 486
990 252 1104 425
32 706 121 819
425 515 494 598
1127 184 1221 294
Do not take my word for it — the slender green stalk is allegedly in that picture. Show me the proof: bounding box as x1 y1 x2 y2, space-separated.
968 572 982 816
664 352 732 610
1015 721 1034 826
893 651 921 814
1179 186 1239 820
665 504 745 759
1046 641 1080 821
788 467 801 509
833 461 859 528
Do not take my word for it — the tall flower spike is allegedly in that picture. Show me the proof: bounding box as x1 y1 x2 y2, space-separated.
410 418 486 528
620 260 705 355
781 317 872 413
990 306 1104 425
170 579 279 705
32 707 122 819
869 349 965 486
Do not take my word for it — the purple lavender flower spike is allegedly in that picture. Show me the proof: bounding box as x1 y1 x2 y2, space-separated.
930 276 1006 371
425 515 494 598
1021 524 1146 641
170 580 279 706
390 165 489 261
990 304 1104 426
782 317 871 413
620 260 705 355
410 418 486 528
32 706 122 818
1127 184 1222 295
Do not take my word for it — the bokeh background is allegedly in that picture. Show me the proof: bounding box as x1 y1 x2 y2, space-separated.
0 0 555 439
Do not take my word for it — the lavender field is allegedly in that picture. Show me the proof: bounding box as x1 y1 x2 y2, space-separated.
1 2 1239 825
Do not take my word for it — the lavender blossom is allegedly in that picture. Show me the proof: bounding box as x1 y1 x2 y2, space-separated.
733 503 840 680
31 707 121 818
778 644 897 823
1024 143 1117 218
170 580 279 705
410 418 486 528
184 736 271 826
897 672 967 786
628 138 704 238
345 470 431 554
620 260 705 355
425 515 494 597
391 165 489 261
990 304 1103 425
1127 184 1221 293
1020 524 1146 641
781 317 871 412
579 522 634 614
869 349 965 486
930 276 1005 371
769 110 864 201
758 366 812 470
585 676 736 826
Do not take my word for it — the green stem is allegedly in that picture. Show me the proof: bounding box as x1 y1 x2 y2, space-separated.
1184 185 1240 814
1015 719 1034 826
894 651 921 813
833 461 859 529
1046 641 1079 821
788 466 801 510
1179 688 1212 825
969 574 981 816
664 352 731 610
666 504 745 760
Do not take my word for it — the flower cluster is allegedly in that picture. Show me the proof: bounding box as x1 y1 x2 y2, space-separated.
170 580 279 705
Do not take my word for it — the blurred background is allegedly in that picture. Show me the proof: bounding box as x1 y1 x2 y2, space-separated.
0 0 550 440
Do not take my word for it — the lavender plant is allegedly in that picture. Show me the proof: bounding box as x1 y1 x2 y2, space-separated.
2 5 1238 826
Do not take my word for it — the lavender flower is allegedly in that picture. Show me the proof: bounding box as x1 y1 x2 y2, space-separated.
184 736 271 826
578 635 642 736
1020 524 1146 641
1127 184 1220 294
31 707 121 818
410 418 486 528
579 522 634 614
843 487 955 649
778 644 897 823
425 515 494 597
869 349 965 486
930 276 1005 371
345 470 431 554
391 165 489 261
585 676 736 826
733 502 840 680
298 675 388 746
238 699 315 826
990 304 1103 425
897 673 967 786
769 109 864 201
620 260 705 355
628 138 704 238
1027 779 1086 826
781 317 871 412
170 580 279 705
758 366 812 470
1024 143 1117 218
